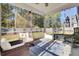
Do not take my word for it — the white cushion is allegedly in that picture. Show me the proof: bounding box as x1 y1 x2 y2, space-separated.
1 38 11 51
63 45 71 56
24 33 33 42
44 33 53 39
39 33 53 42
19 33 26 38
11 42 24 49
19 33 33 43
1 38 24 51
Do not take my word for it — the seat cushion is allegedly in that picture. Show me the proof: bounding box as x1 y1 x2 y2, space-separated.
9 40 23 46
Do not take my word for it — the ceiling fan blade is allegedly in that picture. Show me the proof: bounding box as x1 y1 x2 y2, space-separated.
45 3 48 7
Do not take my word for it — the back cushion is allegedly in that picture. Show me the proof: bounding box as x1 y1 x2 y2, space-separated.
9 40 23 46
1 39 11 50
19 33 26 38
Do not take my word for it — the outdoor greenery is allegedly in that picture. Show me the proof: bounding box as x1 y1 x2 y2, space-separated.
1 3 15 28
1 3 61 41
44 12 61 28
51 12 61 29
1 3 44 41
1 34 19 41
1 3 44 28
15 6 44 28
1 32 44 41
32 32 44 40
44 12 62 40
44 12 61 35
33 14 44 28
74 28 79 44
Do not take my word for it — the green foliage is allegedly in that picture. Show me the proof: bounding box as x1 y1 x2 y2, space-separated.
74 28 79 44
32 13 44 28
32 32 44 39
16 6 44 28
51 12 61 28
1 19 8 27
74 32 79 44
1 3 15 28
44 12 61 28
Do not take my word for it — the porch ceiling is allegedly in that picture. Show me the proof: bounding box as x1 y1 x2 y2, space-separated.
11 3 79 16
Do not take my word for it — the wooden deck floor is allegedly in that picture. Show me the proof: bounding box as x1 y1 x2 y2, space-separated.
1 44 30 56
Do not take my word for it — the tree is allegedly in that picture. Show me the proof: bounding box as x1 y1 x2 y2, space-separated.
51 12 61 29
74 27 79 44
1 3 15 28
44 15 52 28
50 12 61 40
33 14 44 28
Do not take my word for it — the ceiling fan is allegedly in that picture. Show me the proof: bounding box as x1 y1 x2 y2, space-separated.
35 3 48 7
45 3 48 7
